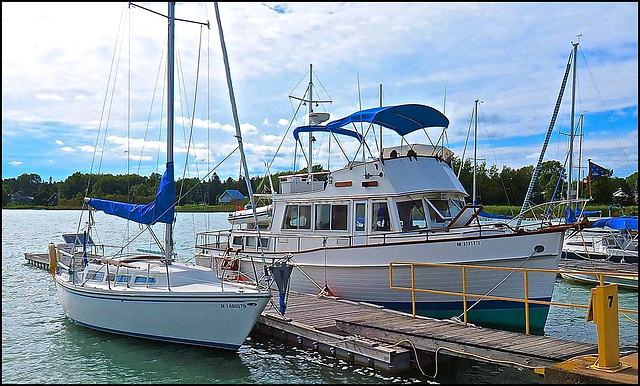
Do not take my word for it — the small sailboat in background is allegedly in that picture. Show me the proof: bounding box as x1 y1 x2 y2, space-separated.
545 42 639 265
50 2 271 350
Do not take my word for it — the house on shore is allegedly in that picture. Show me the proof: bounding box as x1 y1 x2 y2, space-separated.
218 189 245 206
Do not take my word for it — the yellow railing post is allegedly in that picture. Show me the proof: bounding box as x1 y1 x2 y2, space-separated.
411 263 416 317
524 271 530 335
462 267 467 325
586 283 628 372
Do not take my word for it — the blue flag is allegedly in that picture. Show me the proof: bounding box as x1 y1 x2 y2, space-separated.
589 160 612 179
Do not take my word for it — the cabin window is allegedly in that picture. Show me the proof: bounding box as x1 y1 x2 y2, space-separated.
331 204 348 230
354 202 366 232
246 237 269 249
372 202 391 231
396 200 427 231
86 271 104 281
426 199 448 225
449 199 463 218
232 236 243 246
115 275 130 283
134 276 157 285
315 203 348 231
282 204 311 230
315 204 331 230
425 198 462 226
431 199 452 218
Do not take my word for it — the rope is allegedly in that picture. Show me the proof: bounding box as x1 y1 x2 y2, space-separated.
620 312 638 324
292 264 325 292
387 337 608 380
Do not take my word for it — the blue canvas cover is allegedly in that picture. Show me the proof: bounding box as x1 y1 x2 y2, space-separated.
478 210 512 220
588 216 638 231
88 162 175 225
293 125 364 142
325 104 449 136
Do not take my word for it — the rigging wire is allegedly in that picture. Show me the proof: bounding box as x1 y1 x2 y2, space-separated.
456 108 474 178
136 42 166 175
578 46 634 174
477 105 515 210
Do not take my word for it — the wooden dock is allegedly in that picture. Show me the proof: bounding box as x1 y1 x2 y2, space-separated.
24 252 54 270
559 258 638 276
559 258 638 289
254 290 607 375
24 252 86 271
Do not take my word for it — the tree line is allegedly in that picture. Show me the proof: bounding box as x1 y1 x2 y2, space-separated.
2 158 638 209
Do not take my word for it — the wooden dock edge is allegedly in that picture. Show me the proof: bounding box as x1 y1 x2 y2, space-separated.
24 253 51 270
335 318 559 369
253 314 414 373
544 352 638 384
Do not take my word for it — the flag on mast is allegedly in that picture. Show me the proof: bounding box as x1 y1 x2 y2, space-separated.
586 159 612 199
588 160 612 179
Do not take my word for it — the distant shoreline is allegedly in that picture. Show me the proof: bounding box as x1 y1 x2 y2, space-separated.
3 204 637 216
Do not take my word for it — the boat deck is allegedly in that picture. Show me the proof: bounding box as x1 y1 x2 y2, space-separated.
559 258 638 275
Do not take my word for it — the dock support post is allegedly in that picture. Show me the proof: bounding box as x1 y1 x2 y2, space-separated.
586 283 629 372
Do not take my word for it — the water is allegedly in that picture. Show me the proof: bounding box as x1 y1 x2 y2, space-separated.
2 209 637 384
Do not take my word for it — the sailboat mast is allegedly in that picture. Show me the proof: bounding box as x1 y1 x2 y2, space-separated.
308 64 314 177
567 41 579 202
473 99 479 205
165 2 175 263
379 83 383 162
213 2 265 257
517 44 574 227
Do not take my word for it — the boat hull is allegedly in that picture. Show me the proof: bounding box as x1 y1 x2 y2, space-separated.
560 272 638 289
54 275 270 350
223 229 564 333
228 205 273 226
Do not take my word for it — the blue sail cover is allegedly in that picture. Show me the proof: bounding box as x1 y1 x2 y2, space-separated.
325 104 449 136
588 216 638 231
88 162 175 225
478 210 513 220
293 125 364 142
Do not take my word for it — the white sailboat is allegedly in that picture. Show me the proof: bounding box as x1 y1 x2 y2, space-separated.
50 2 270 350
544 42 639 267
193 65 580 333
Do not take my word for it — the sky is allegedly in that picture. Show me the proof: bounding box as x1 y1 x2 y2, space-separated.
2 2 638 186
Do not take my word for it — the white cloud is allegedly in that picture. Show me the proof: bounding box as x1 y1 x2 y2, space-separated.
8 161 22 166
35 93 63 101
78 145 96 153
1 2 637 180
60 147 75 152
